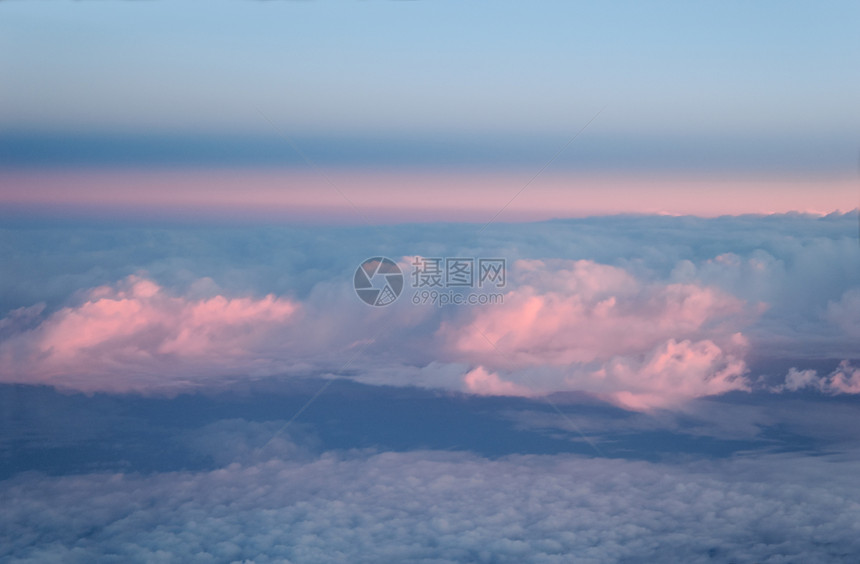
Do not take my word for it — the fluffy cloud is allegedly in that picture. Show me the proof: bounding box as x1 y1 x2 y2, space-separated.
0 269 441 395
589 337 748 410
0 276 299 393
444 259 747 365
439 259 751 409
3 445 860 563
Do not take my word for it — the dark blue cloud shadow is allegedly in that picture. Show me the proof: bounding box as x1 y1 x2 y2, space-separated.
3 377 853 480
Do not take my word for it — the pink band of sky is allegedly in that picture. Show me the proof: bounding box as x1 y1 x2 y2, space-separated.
1 169 856 223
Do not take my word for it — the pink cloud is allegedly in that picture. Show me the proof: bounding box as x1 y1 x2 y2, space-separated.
442 259 748 368
0 260 761 410
592 338 749 410
451 338 749 411
437 259 753 409
829 362 860 394
0 276 299 393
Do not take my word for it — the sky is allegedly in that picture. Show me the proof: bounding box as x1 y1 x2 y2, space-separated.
1 0 859 220
1 2 860 563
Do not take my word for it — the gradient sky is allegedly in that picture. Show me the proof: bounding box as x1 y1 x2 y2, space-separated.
2 0 858 136
1 0 858 181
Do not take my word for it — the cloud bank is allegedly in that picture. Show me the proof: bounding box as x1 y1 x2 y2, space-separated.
0 213 857 409
4 443 860 563
0 259 753 410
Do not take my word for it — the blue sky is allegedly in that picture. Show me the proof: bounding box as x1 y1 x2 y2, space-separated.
2 1 858 173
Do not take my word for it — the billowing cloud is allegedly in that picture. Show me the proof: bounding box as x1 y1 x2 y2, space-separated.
440 259 751 409
589 337 748 410
444 259 716 366
0 275 299 393
0 256 757 409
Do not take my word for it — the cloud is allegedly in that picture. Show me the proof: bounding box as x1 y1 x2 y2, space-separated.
462 366 535 397
0 257 756 409
0 275 299 393
776 362 860 395
0 269 441 395
439 259 751 409
445 260 746 366
458 338 748 411
0 304 44 341
3 444 860 563
0 213 858 410
827 288 860 340
782 368 821 392
592 337 749 410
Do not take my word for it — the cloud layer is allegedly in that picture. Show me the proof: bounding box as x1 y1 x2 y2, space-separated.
0 260 753 409
0 213 857 409
4 443 860 563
